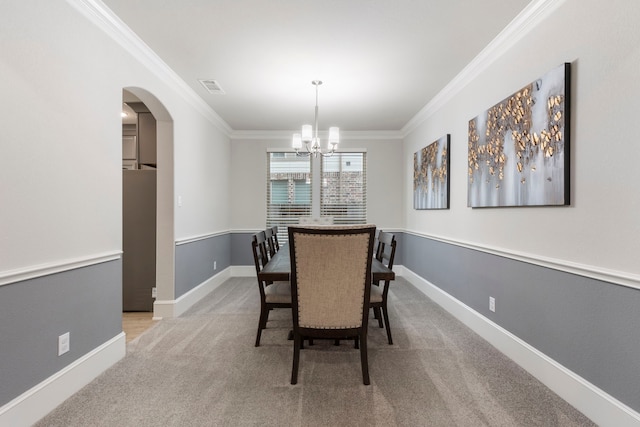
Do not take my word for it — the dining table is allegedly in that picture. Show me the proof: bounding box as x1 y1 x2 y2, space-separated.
258 243 395 341
258 244 395 283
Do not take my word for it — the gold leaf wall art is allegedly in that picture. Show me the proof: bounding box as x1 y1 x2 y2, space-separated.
467 63 570 207
414 134 450 209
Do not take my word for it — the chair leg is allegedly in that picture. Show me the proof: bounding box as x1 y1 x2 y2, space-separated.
374 307 383 328
291 334 301 385
359 332 370 385
255 325 263 347
255 306 269 347
382 305 393 345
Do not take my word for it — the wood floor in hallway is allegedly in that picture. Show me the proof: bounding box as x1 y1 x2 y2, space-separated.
122 312 157 343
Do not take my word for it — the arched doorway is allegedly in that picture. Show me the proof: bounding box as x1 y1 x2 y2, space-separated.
122 88 174 320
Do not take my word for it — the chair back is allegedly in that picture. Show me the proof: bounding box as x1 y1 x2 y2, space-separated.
271 226 280 251
251 231 269 274
264 227 276 258
288 225 375 330
375 231 396 270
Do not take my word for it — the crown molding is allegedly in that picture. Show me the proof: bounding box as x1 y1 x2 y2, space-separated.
230 129 403 141
402 0 567 136
69 0 564 141
67 0 232 136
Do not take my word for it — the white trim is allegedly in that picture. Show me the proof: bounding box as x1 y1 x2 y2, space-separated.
153 267 231 318
231 130 402 141
0 251 122 287
0 332 126 427
66 0 232 135
229 229 265 234
175 231 228 246
402 0 567 136
401 267 640 427
231 265 255 277
404 229 640 291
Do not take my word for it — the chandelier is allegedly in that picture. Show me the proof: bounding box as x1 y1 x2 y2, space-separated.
292 80 339 157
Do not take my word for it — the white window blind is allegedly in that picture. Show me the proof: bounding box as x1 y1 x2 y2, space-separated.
267 153 312 244
320 152 367 224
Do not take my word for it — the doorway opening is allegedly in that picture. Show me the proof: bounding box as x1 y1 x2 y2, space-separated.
122 94 157 312
121 88 174 338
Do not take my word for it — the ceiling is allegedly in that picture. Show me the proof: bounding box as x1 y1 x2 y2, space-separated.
105 0 532 133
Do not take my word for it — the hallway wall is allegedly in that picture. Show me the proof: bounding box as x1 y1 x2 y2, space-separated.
0 0 231 417
402 0 640 417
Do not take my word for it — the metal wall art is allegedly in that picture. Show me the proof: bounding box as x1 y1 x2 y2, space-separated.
413 134 450 210
468 63 570 207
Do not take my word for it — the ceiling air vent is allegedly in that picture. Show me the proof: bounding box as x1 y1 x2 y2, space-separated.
198 79 225 94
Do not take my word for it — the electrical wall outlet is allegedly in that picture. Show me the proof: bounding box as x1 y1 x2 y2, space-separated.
489 296 496 313
58 332 70 356
214 261 217 270
152 287 157 298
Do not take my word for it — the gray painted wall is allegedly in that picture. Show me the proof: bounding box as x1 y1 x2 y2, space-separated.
6 230 637 415
175 234 231 298
402 233 640 412
0 260 122 407
231 233 255 267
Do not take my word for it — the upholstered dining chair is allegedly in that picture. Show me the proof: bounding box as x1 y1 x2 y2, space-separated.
252 231 291 347
370 230 397 345
288 225 376 385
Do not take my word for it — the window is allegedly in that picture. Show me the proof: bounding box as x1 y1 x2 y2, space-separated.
321 152 367 224
267 151 366 243
266 153 312 243
270 180 288 204
293 179 311 204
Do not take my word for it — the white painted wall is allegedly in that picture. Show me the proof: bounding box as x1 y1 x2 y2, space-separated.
230 137 404 231
0 1 231 274
403 0 640 278
173 114 231 240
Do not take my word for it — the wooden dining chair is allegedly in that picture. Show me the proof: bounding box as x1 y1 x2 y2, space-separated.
370 230 397 345
264 227 277 258
288 225 376 385
252 231 291 347
271 225 280 251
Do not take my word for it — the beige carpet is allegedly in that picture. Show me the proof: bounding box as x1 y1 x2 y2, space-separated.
36 276 594 426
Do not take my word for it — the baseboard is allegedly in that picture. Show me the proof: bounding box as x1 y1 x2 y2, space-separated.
401 267 640 427
0 332 126 427
153 267 232 318
230 265 254 277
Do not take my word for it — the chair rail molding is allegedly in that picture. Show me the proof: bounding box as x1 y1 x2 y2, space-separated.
175 230 230 246
403 229 640 291
0 251 122 287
